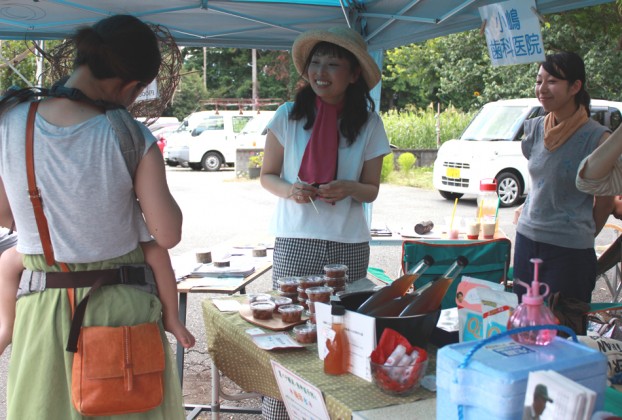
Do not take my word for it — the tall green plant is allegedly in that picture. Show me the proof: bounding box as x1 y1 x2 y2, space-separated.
397 152 416 172
380 153 394 182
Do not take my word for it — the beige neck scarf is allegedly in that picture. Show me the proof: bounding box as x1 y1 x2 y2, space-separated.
543 105 589 152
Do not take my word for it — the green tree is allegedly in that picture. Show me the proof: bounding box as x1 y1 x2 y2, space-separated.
170 72 206 120
0 40 37 91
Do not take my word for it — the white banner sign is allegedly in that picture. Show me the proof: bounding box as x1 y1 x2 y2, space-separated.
135 79 158 102
479 0 544 67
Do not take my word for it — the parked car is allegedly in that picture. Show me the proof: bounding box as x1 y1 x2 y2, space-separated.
163 110 256 171
432 98 622 207
152 125 179 154
236 111 276 148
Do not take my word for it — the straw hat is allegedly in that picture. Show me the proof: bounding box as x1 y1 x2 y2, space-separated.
292 26 381 90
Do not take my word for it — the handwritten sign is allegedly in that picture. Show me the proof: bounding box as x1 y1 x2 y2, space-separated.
479 0 544 67
271 361 330 420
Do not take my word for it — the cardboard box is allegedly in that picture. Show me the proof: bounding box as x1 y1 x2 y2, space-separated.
436 336 607 419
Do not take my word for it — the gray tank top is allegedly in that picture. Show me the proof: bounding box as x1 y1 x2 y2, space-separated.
0 101 155 263
518 116 609 249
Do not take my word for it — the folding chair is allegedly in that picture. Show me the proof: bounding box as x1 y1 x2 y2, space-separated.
596 223 622 303
402 238 512 309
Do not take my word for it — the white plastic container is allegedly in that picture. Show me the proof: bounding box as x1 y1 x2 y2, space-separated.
436 336 607 420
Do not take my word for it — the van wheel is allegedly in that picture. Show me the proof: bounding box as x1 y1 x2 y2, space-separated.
438 190 464 201
496 172 522 207
202 152 223 171
189 163 202 171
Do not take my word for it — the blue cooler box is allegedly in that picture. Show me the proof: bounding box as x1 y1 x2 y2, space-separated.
436 336 607 419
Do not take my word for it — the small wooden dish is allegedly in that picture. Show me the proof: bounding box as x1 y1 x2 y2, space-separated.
239 304 307 331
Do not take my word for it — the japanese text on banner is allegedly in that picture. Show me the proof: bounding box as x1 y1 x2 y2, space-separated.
479 0 544 67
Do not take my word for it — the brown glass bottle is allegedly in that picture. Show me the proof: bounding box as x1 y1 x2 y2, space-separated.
357 255 434 315
398 256 469 316
324 304 350 375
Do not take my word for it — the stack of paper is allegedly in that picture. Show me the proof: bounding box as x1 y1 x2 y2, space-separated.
525 370 596 420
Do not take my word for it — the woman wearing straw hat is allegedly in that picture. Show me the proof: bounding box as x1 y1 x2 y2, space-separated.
260 26 391 418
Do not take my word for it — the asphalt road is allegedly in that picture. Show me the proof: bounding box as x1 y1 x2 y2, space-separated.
0 166 615 418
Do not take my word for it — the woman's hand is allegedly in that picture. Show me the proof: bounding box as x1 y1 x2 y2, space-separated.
513 204 524 225
291 182 318 204
317 180 352 203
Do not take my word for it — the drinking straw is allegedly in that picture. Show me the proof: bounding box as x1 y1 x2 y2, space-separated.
450 197 458 231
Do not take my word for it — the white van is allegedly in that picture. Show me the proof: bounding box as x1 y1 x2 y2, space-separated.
432 98 622 207
164 110 256 171
235 111 276 148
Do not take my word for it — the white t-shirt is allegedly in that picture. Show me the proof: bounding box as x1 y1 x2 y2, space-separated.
0 101 154 263
266 102 391 243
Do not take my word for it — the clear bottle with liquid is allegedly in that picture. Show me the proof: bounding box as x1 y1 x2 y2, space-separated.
477 179 498 219
357 255 435 315
507 258 558 346
399 256 469 316
324 303 350 375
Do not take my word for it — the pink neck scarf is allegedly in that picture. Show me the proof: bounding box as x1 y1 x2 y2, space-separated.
298 97 343 185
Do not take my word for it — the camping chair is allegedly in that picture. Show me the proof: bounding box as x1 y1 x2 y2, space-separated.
596 223 622 303
401 238 512 309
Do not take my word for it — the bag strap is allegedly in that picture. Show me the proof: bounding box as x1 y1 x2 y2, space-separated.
25 101 55 267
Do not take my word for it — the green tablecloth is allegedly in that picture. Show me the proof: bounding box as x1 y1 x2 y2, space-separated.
202 297 436 419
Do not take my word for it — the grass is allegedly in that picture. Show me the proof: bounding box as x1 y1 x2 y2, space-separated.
385 166 434 190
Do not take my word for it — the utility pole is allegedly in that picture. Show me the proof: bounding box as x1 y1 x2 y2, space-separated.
252 49 258 111
203 47 207 89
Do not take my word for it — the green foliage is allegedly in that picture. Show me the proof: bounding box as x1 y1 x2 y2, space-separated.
0 41 36 91
248 151 263 168
380 153 394 182
380 105 475 149
397 152 416 172
386 166 434 189
169 72 207 120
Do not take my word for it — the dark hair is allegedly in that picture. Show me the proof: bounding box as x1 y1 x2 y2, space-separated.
290 41 375 146
541 52 590 117
73 15 161 84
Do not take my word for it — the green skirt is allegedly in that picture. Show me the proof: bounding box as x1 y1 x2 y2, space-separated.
7 248 185 420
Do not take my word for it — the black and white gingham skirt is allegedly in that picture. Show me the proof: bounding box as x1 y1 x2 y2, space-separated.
263 237 370 419
271 237 370 289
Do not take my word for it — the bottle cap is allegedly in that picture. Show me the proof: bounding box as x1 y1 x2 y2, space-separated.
480 179 497 192
331 303 346 316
